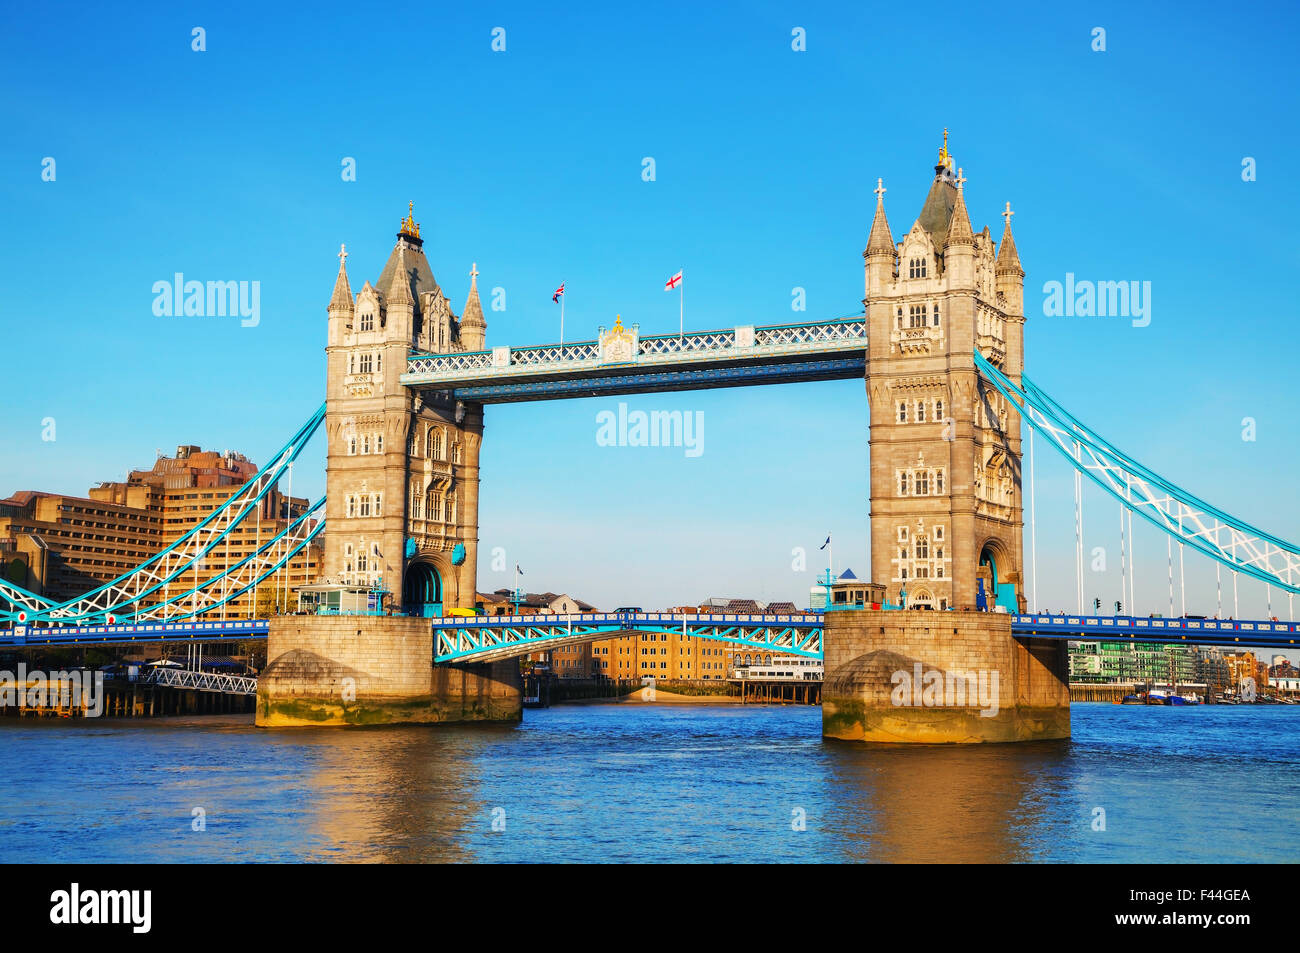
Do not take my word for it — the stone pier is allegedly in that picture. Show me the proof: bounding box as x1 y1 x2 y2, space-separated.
256 616 521 727
822 610 1069 743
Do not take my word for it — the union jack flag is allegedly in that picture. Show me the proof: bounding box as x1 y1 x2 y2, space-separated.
553 282 565 302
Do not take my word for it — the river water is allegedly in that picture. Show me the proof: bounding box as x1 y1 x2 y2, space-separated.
0 703 1295 863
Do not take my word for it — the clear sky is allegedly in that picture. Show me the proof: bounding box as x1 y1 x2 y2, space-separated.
2 0 1298 637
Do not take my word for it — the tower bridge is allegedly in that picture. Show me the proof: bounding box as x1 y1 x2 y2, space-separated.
3 137 1298 739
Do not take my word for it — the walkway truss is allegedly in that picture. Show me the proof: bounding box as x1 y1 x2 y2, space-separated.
0 405 327 626
976 354 1300 595
431 612 824 664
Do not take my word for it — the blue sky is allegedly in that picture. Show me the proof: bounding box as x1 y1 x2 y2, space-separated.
2 0 1298 633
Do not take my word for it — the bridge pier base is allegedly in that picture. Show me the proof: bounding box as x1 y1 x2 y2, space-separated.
822 611 1070 743
256 616 521 727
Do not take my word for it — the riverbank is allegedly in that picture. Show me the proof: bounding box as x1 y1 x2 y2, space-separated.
554 686 743 705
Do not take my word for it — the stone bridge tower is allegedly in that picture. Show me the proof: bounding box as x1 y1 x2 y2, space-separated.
864 136 1027 612
323 205 486 614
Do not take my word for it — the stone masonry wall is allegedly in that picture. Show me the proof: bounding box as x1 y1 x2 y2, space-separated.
823 609 1069 743
257 615 520 727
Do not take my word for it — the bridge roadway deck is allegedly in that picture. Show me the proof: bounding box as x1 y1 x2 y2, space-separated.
0 613 1294 653
401 317 869 403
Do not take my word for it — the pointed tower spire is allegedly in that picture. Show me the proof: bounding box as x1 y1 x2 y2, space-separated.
996 201 1023 275
460 262 487 352
329 243 354 312
945 168 975 247
866 177 895 256
387 241 414 307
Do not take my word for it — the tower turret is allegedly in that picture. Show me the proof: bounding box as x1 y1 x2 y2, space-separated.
943 168 976 289
460 262 487 352
996 202 1026 378
864 178 896 298
327 243 354 347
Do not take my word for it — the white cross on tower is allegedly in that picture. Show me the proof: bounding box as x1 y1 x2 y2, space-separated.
470 262 479 283
955 167 966 192
1003 201 1015 227
874 177 886 201
338 243 347 266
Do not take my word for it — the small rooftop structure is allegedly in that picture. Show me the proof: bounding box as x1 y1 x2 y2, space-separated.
296 583 391 616
810 569 886 611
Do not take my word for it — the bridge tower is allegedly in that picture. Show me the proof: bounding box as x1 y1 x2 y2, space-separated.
864 136 1027 613
323 205 485 615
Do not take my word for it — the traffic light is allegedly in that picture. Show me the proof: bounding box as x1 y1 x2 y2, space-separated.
1115 600 1123 614
1094 597 1101 612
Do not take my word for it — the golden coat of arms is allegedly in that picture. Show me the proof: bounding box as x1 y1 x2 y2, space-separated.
598 315 639 364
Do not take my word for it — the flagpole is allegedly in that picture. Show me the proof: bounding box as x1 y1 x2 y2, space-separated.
679 267 684 339
560 286 565 346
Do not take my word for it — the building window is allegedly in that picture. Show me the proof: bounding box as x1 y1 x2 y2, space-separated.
453 443 461 464
909 304 927 329
936 469 944 493
375 352 382 373
361 434 371 455
346 496 356 518
347 436 357 456
356 548 368 574
916 470 930 495
935 399 944 420
908 258 927 279
432 428 444 460
896 307 904 330
899 527 908 541
360 311 374 332
916 537 929 559
375 434 383 454
359 353 373 374
373 493 382 517
359 496 371 517
899 472 909 495
411 490 423 519
916 401 927 423
347 354 356 375
898 402 908 423
935 526 944 541
933 301 941 327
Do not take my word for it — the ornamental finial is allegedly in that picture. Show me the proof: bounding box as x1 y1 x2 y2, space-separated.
1003 201 1015 227
937 128 954 172
400 201 420 238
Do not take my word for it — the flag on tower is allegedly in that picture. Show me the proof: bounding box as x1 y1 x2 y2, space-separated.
552 282 565 303
820 535 831 551
664 270 682 291
516 564 524 575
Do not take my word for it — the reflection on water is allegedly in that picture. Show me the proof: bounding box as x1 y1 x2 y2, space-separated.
0 704 1295 862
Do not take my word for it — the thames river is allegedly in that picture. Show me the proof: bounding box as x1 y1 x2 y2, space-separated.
0 703 1296 863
